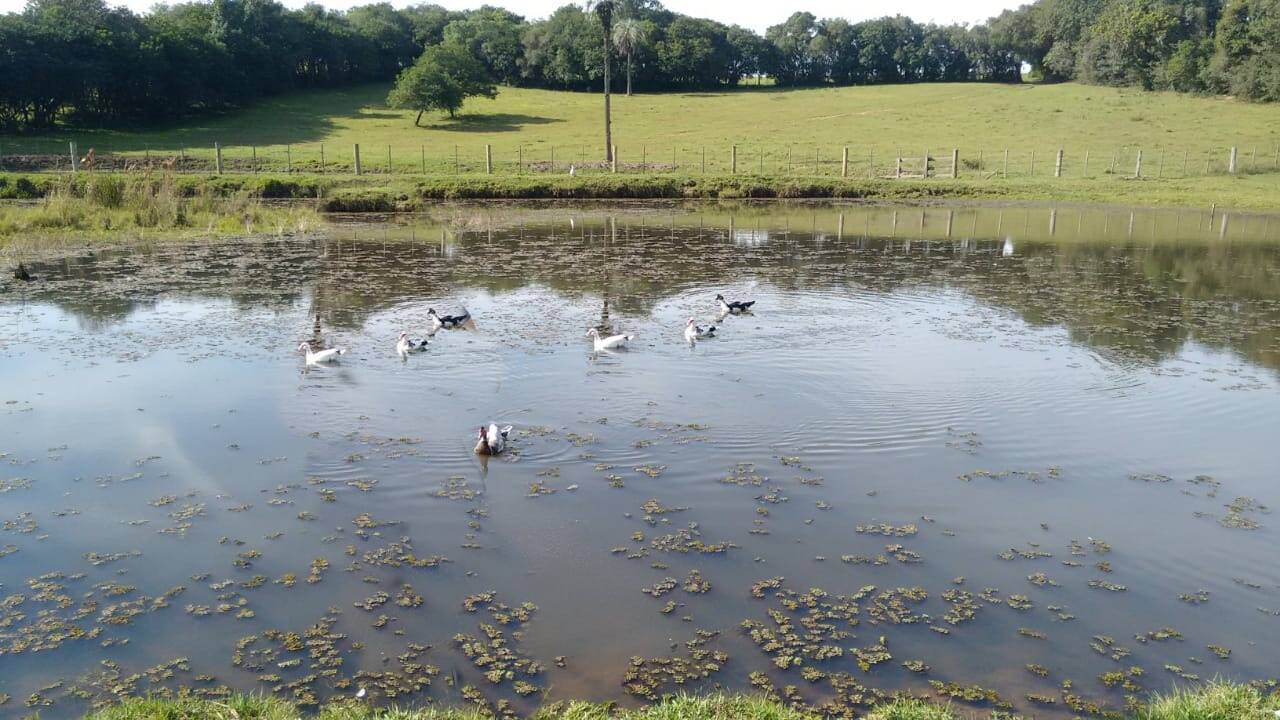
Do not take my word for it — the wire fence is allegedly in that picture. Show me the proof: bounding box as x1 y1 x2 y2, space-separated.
1 139 1277 180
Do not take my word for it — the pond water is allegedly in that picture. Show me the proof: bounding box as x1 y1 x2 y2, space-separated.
2 202 1279 718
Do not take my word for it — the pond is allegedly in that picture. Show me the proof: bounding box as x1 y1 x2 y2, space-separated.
1 201 1279 718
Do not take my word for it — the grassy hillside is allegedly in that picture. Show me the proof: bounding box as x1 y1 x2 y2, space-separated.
4 83 1280 178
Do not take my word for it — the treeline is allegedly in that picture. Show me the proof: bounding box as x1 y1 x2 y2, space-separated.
0 0 1276 132
0 0 1017 131
989 0 1280 100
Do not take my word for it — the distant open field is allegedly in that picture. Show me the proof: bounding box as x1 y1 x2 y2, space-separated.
4 83 1280 178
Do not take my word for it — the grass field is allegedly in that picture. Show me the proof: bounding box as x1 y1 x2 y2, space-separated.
4 83 1280 179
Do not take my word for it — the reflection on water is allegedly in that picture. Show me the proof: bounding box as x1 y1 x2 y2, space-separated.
1 202 1279 718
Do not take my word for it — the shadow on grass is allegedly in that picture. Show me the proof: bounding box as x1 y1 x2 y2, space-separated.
423 113 563 133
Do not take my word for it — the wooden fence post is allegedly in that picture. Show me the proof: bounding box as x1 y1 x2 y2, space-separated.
320 145 325 174
485 144 492 174
353 144 362 176
454 145 459 174
1029 150 1035 176
923 149 929 178
841 147 848 178
701 146 706 174
1134 149 1142 179
421 145 426 174
215 143 223 175
286 145 291 173
731 144 736 174
1002 149 1009 178
518 145 523 174
1055 149 1063 178
951 148 959 179
387 145 392 174
70 141 78 172
252 146 257 173
1228 146 1238 174
611 145 618 173
895 156 902 179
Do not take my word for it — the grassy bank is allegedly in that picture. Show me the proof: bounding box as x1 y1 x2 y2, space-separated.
84 683 1280 720
0 173 320 246
4 170 1280 215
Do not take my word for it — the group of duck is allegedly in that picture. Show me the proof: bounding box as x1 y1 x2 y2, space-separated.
302 294 755 456
592 294 757 351
296 308 471 365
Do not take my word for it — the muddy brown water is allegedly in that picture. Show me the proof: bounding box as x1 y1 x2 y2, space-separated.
1 201 1279 718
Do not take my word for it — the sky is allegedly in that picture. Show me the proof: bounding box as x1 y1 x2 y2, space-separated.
0 0 1021 32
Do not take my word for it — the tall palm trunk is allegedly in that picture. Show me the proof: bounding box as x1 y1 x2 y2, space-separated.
626 54 633 96
603 31 612 162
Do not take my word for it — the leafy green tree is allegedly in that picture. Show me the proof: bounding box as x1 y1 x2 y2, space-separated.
442 6 525 84
1210 0 1280 99
725 24 771 84
1164 37 1212 91
1077 0 1180 88
386 43 496 123
521 6 602 89
402 3 462 48
765 12 822 85
347 2 417 77
813 18 861 84
656 17 733 87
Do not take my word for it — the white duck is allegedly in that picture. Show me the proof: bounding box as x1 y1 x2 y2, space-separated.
298 342 345 364
586 327 634 351
684 317 716 343
474 423 513 455
396 331 427 356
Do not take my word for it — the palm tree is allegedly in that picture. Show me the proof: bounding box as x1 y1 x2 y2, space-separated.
590 0 615 163
612 18 646 96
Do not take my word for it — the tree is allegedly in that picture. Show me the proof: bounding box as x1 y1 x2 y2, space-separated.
402 3 462 48
725 24 770 84
347 3 417 77
386 42 496 123
765 12 822 85
521 6 602 89
1210 0 1280 100
590 0 616 162
442 6 525 84
656 17 733 87
612 17 646 94
1077 0 1180 88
